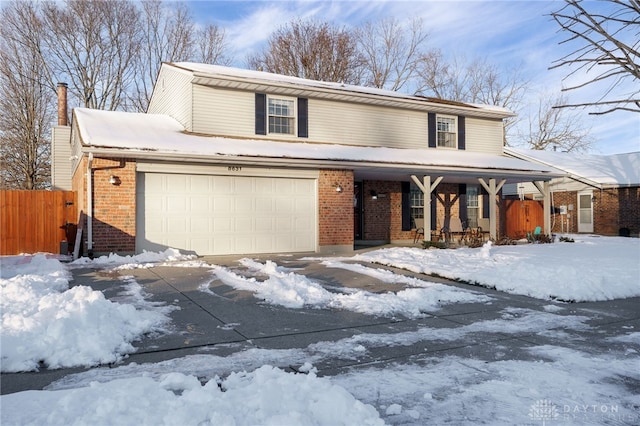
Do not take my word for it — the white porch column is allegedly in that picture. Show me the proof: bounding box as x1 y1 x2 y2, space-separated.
533 181 551 236
478 177 506 241
411 175 443 241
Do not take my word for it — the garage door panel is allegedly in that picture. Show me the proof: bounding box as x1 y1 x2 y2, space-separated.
167 175 188 192
138 173 316 255
213 176 233 193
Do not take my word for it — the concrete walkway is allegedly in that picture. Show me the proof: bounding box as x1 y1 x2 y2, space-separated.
2 252 639 396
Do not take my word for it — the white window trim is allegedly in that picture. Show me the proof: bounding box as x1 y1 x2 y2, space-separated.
267 95 296 136
436 114 457 149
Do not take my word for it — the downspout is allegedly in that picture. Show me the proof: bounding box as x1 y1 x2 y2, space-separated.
87 152 93 257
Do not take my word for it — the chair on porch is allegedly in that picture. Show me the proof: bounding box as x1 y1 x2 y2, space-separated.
413 218 424 243
442 217 467 244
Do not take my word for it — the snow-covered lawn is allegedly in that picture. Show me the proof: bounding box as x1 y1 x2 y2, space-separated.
1 235 639 425
352 235 640 302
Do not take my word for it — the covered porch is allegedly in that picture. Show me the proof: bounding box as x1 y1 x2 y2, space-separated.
352 159 563 247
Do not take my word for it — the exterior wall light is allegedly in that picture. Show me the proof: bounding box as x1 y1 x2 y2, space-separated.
109 175 120 185
370 190 378 200
335 183 343 193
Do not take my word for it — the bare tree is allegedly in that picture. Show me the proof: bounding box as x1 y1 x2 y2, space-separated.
129 0 194 111
519 94 595 152
415 51 471 100
355 17 430 91
40 0 141 111
416 54 528 144
195 23 231 65
0 2 54 189
550 0 640 114
128 1 232 111
247 20 362 84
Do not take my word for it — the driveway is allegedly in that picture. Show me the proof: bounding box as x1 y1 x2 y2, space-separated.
2 250 639 405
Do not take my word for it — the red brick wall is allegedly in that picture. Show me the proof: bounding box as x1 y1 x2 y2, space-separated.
91 158 136 253
70 156 136 255
360 180 499 242
362 180 396 240
538 187 639 236
318 169 354 246
615 186 640 236
550 191 577 233
71 157 86 227
594 187 640 236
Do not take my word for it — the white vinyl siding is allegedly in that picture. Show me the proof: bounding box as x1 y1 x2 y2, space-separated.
191 82 506 153
465 117 504 154
51 126 72 190
308 100 427 148
192 85 253 135
147 66 193 131
192 85 427 148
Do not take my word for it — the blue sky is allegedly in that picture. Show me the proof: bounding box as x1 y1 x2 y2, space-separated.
186 0 639 154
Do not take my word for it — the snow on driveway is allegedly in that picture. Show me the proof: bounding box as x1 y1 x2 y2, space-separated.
1 235 639 425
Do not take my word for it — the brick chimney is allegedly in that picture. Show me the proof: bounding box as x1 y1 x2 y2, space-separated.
57 82 68 126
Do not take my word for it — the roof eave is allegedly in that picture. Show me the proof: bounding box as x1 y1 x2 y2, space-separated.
80 146 562 182
177 67 513 120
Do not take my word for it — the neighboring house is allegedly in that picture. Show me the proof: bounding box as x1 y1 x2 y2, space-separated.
52 62 561 257
504 148 640 237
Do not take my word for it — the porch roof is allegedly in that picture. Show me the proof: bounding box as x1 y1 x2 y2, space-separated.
505 148 640 188
73 108 563 184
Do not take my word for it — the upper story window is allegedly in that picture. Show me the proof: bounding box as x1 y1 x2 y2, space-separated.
437 115 457 148
268 97 295 135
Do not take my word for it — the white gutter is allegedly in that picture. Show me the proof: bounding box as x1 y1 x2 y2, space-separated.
86 152 93 255
82 148 563 181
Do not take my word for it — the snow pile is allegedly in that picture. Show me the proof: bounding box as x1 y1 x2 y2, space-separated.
209 258 491 317
354 235 640 302
70 248 197 268
1 365 383 426
0 255 172 372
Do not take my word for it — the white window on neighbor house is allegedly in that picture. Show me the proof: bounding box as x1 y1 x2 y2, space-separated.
268 97 295 135
437 115 457 148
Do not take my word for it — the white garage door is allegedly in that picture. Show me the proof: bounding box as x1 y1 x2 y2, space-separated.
136 172 317 255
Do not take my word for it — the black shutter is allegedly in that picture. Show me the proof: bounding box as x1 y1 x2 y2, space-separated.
401 182 411 231
255 93 266 135
297 97 308 138
428 113 436 148
458 116 466 150
458 183 467 227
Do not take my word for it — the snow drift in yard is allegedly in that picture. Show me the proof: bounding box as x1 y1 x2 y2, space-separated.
1 365 383 426
0 254 173 372
208 257 492 317
354 235 640 302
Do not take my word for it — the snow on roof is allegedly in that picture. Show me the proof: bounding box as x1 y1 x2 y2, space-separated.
73 108 556 176
505 148 640 186
170 62 513 117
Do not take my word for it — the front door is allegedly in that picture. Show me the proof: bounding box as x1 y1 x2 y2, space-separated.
577 190 594 233
354 182 363 240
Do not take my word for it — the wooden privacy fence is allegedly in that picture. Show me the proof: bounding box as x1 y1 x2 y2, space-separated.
504 198 544 239
1 190 77 255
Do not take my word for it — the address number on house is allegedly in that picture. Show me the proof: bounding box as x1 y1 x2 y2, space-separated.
227 166 242 172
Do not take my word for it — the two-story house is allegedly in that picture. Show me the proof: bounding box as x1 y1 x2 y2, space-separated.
54 62 560 257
